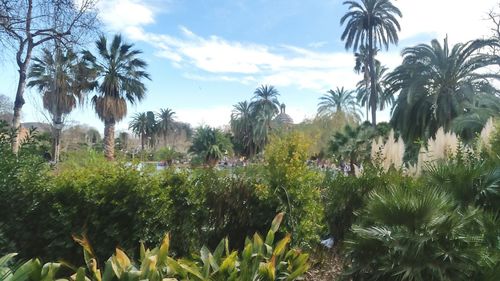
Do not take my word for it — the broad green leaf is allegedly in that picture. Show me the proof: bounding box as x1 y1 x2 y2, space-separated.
273 234 291 256
157 233 170 265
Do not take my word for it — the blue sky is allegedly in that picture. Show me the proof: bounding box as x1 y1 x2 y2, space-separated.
0 0 498 132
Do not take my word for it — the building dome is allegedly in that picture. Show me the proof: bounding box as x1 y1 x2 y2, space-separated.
273 103 294 127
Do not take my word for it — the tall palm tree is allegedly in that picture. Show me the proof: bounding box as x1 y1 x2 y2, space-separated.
250 85 280 129
156 108 176 146
83 34 150 160
27 47 95 162
387 38 500 144
231 101 257 157
354 46 379 121
356 63 393 115
145 111 157 149
317 87 361 119
341 0 402 125
129 112 148 151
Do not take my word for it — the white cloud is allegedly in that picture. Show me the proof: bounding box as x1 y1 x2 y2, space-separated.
94 0 498 127
97 0 155 31
398 0 497 43
308 41 328 48
120 26 368 91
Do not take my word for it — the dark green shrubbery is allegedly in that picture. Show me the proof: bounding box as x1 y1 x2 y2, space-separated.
343 180 500 281
339 151 500 280
0 124 327 265
322 166 412 241
0 213 310 281
160 168 278 256
0 122 53 255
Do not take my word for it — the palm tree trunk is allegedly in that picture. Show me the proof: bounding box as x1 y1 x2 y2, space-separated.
364 72 370 122
104 119 115 160
52 115 63 163
368 27 377 126
141 133 145 151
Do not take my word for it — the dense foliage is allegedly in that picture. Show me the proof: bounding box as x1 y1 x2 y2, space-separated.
0 213 309 281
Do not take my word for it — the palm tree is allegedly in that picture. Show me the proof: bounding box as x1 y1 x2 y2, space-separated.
356 64 393 115
250 85 280 129
317 87 361 119
27 47 95 162
345 183 488 280
231 101 257 157
341 0 402 125
354 46 380 121
145 111 157 149
387 38 500 144
83 34 150 160
129 112 148 151
189 126 233 166
156 108 176 146
329 122 375 174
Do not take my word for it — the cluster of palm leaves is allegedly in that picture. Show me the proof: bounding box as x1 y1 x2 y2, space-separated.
128 108 179 151
189 126 232 166
341 0 402 126
341 139 500 281
27 48 96 162
388 38 500 145
0 213 309 281
328 122 390 172
230 85 281 157
344 182 500 281
28 34 151 161
338 0 500 161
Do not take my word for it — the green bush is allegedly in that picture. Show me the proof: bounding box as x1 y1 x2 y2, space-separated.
0 122 53 255
0 213 309 281
161 168 278 256
343 182 499 281
265 132 324 248
322 167 411 241
1 156 172 264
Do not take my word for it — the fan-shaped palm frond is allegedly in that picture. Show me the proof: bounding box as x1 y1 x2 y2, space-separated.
84 34 150 160
27 47 95 162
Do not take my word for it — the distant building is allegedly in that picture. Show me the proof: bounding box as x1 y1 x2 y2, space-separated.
273 103 294 128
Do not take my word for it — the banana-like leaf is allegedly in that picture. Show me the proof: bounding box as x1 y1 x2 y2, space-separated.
40 262 61 281
273 234 291 257
9 259 38 281
270 213 284 233
157 233 170 266
0 254 17 268
219 251 237 274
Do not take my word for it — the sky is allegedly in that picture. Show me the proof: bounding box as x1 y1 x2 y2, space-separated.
1 0 499 132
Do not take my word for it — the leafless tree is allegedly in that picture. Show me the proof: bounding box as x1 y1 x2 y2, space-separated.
0 0 98 153
0 93 14 122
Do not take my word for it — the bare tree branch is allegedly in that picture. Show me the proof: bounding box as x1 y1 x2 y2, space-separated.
0 0 99 152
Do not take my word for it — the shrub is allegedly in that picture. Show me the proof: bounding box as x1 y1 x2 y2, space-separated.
343 182 499 281
1 155 172 264
322 167 411 241
265 132 324 248
0 213 310 281
0 122 53 255
161 168 278 256
425 157 500 212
